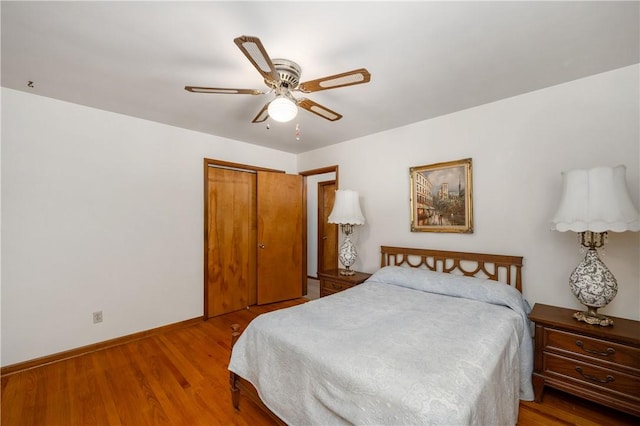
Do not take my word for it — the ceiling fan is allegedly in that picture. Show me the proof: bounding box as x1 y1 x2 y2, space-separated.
185 35 371 123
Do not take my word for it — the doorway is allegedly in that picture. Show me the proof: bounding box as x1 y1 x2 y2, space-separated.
300 166 339 282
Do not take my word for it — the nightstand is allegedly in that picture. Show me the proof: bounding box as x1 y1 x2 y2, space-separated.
528 303 640 417
317 269 372 298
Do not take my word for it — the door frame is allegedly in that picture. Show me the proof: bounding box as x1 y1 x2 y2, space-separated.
299 165 339 292
203 158 285 319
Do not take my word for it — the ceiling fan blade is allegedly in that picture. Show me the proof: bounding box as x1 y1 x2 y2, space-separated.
252 102 270 123
185 86 264 95
234 35 280 83
298 68 371 93
298 98 342 121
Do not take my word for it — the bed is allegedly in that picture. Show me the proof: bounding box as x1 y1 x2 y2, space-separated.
229 246 534 425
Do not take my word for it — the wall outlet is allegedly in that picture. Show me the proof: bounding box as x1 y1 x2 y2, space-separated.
93 311 103 324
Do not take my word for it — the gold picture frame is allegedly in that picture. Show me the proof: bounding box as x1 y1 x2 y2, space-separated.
410 158 473 233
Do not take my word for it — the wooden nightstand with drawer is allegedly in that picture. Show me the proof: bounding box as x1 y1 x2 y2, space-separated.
529 303 640 417
317 269 372 298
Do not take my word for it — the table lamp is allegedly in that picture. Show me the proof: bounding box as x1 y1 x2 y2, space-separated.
551 165 640 326
328 189 365 276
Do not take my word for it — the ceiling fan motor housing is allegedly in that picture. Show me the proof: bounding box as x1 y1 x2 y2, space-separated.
269 58 301 89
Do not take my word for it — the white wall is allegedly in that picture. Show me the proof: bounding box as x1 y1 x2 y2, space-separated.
3 65 639 366
1 88 297 366
298 65 640 321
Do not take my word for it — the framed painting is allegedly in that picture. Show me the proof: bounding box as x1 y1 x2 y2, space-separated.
410 158 473 233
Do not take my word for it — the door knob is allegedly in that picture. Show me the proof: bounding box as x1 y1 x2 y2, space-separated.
259 243 266 249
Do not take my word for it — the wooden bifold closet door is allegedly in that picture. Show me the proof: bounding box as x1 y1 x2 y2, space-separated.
256 171 304 305
205 164 303 318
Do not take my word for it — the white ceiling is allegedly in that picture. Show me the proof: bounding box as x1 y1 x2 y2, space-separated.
2 1 638 154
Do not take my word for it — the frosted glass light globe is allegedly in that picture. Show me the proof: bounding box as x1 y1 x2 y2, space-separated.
268 97 298 122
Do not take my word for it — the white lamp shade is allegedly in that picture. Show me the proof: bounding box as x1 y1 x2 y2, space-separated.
552 165 640 232
268 96 298 122
328 189 365 225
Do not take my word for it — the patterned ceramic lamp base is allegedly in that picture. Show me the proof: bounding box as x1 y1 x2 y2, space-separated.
569 248 617 327
338 231 357 276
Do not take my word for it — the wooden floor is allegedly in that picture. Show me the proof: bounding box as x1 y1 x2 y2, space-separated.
2 298 637 426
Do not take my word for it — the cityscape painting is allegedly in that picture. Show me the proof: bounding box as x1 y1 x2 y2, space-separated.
410 158 473 233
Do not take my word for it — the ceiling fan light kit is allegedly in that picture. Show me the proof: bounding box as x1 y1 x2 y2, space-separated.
185 35 371 125
268 95 298 122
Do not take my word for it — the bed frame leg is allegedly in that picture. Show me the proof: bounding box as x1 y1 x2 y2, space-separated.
230 371 240 410
230 324 241 410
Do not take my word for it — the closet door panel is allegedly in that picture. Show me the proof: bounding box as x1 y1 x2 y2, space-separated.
256 171 303 304
206 167 257 317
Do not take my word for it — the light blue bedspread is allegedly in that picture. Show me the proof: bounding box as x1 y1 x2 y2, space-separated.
229 266 534 425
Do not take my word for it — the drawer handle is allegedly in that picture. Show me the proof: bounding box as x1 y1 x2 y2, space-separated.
575 340 615 356
575 367 615 384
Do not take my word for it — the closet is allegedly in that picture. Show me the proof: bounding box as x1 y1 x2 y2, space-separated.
204 159 303 318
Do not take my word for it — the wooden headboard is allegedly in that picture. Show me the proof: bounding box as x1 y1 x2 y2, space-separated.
380 246 523 292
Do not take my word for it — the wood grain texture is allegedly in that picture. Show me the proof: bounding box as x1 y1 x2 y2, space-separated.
206 167 257 317
318 179 338 273
529 303 640 417
317 269 372 298
3 298 637 425
529 303 640 346
256 171 303 304
380 245 523 291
